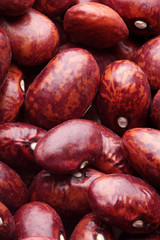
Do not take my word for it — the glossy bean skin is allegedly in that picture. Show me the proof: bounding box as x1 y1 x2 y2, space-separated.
0 122 46 172
95 60 151 136
0 64 24 123
0 9 59 66
0 0 35 16
150 90 160 129
63 3 129 48
0 161 28 213
92 121 133 174
29 168 105 219
25 48 100 129
134 35 160 91
34 119 103 174
88 174 160 234
0 28 12 87
13 201 66 240
101 0 160 37
58 42 116 76
70 212 114 240
33 0 73 18
0 202 15 240
122 128 160 188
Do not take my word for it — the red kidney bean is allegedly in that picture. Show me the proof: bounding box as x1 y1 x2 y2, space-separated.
0 202 15 240
150 89 160 129
58 42 116 76
34 119 103 174
70 212 114 240
122 127 160 188
88 174 160 234
0 28 11 87
0 64 24 124
0 122 46 172
63 3 129 48
95 59 151 136
0 0 35 16
92 121 133 174
0 161 28 213
24 48 100 129
101 0 160 37
0 8 59 66
33 0 73 18
13 201 66 240
134 35 160 91
29 168 106 219
109 35 142 61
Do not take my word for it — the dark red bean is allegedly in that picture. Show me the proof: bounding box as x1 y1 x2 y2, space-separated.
29 168 106 219
101 0 160 37
0 28 11 87
24 48 100 129
0 0 35 16
150 89 160 129
0 202 15 240
134 35 160 91
122 127 160 188
95 59 151 136
34 119 103 174
0 64 24 124
13 201 66 240
0 9 59 66
88 174 160 234
70 212 114 240
0 122 46 172
63 3 129 48
92 121 133 174
0 161 28 213
33 0 73 18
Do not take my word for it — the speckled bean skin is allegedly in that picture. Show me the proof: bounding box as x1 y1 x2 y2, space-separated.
13 201 66 240
0 28 12 87
29 168 106 219
150 90 160 129
0 0 35 16
95 60 151 136
0 122 46 172
33 0 72 18
101 0 160 37
63 3 129 48
70 212 114 240
0 161 28 213
25 48 100 129
0 64 24 123
34 119 103 174
0 9 59 66
88 174 160 234
92 122 133 174
0 202 15 240
122 128 160 188
134 36 160 91
57 42 116 76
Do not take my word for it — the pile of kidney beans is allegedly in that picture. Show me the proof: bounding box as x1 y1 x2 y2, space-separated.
0 0 160 240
